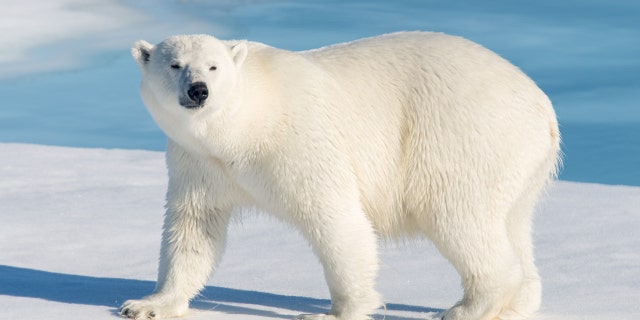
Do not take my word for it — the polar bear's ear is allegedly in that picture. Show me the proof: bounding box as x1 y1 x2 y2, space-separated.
230 41 248 68
131 40 154 67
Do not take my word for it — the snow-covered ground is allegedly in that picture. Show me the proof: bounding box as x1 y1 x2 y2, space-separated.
1 143 639 320
1 1 639 319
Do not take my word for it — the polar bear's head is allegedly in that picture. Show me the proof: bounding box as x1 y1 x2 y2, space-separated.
131 35 248 114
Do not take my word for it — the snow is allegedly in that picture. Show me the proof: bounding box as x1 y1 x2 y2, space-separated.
1 144 639 320
1 0 639 319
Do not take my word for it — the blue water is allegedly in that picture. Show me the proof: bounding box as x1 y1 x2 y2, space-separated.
1 0 639 186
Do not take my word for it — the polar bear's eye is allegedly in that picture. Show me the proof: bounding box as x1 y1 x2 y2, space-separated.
209 66 217 71
170 64 181 69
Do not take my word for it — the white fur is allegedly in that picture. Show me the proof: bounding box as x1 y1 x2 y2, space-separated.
121 32 560 320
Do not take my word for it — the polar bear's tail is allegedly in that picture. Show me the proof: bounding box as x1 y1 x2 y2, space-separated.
548 107 563 182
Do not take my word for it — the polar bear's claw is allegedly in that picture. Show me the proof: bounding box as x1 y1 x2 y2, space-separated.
119 300 160 320
119 308 156 320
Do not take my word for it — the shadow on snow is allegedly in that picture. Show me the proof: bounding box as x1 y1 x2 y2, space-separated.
0 265 441 319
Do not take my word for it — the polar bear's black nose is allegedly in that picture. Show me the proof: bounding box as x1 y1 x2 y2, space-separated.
187 82 209 105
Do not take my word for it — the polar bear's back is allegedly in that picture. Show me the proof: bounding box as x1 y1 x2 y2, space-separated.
296 32 560 236
304 32 551 120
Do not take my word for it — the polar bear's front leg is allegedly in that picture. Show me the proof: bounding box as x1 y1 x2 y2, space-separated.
292 204 383 320
120 207 231 319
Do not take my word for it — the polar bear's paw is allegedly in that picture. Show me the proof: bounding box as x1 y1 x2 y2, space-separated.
120 300 160 320
119 298 188 320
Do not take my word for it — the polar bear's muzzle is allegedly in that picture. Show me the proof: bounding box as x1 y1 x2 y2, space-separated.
180 82 208 109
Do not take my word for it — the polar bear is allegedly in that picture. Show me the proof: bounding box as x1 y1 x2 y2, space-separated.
120 32 560 320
